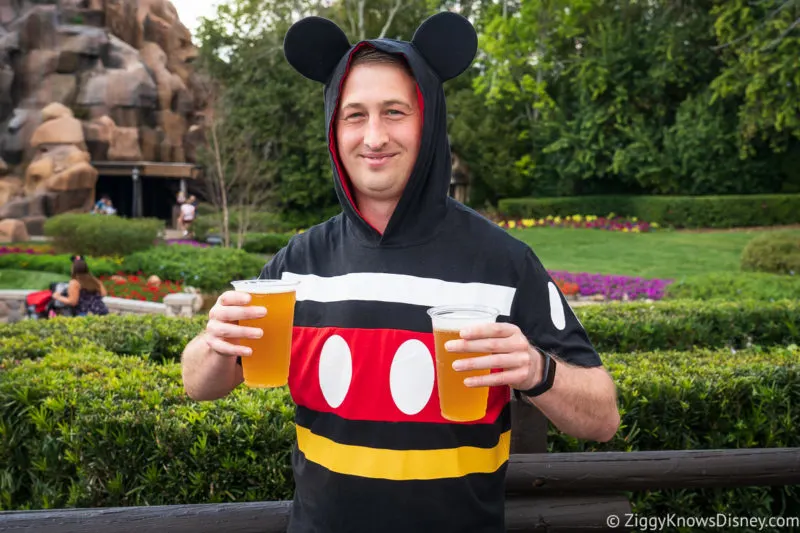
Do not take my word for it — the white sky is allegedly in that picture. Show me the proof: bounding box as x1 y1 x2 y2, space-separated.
170 0 222 37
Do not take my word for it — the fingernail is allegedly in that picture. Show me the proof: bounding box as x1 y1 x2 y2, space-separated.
445 341 456 351
243 348 253 356
452 360 464 371
464 377 474 387
259 307 268 316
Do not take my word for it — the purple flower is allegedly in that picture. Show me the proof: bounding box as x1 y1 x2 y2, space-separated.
548 270 674 301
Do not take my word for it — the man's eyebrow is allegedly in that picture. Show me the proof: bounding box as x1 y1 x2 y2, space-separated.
340 99 413 110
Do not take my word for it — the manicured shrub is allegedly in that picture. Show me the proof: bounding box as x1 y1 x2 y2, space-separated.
0 301 796 366
0 347 295 510
122 245 266 292
242 233 293 255
1 344 797 525
44 214 164 257
741 232 800 275
0 253 119 277
665 272 800 301
0 315 205 363
498 194 800 229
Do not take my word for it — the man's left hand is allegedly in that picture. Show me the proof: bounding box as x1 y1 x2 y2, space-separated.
446 323 543 390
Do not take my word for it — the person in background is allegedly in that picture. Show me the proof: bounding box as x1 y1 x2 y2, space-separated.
180 195 197 237
51 256 109 317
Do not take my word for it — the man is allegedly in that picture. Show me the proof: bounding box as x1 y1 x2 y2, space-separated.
181 12 620 533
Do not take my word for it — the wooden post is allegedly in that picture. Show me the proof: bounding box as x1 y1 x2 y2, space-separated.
510 393 548 455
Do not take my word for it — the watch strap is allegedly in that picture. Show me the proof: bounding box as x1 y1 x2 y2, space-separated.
520 349 557 397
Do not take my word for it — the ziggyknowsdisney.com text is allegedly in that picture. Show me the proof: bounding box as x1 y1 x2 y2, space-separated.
607 513 799 531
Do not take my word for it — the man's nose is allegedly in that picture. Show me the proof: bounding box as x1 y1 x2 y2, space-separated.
363 116 388 150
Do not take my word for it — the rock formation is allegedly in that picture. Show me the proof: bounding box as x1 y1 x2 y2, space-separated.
0 0 209 239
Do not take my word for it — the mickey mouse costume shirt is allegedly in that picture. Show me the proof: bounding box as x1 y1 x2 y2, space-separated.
262 12 604 532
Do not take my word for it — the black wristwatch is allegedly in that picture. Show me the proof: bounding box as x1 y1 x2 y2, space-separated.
520 349 557 398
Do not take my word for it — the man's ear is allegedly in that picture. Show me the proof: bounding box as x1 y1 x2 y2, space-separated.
284 16 351 84
411 11 477 82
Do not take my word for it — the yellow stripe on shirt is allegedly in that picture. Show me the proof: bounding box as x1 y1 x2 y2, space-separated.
295 425 511 481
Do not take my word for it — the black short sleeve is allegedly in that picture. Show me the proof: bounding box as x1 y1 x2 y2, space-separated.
510 249 602 368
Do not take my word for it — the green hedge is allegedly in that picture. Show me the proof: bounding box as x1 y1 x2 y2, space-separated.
0 300 796 366
123 245 266 292
0 347 295 510
0 245 267 293
665 272 800 301
497 194 800 229
242 233 293 255
0 314 206 364
44 214 164 257
2 344 797 524
0 254 120 277
741 232 800 275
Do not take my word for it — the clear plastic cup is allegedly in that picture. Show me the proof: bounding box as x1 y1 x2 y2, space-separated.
427 305 500 421
231 279 300 388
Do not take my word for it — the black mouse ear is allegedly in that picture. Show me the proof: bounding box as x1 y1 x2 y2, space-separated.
411 11 477 82
284 16 351 84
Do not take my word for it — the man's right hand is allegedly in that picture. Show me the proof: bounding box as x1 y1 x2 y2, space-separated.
204 290 267 358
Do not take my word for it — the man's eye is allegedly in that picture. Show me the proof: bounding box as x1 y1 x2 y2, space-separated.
345 112 363 120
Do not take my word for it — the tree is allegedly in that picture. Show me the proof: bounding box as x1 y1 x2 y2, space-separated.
710 0 800 154
197 77 276 248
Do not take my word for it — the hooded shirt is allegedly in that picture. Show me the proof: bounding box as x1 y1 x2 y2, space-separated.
262 12 604 533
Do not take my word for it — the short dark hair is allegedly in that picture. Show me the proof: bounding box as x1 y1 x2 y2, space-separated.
350 46 414 77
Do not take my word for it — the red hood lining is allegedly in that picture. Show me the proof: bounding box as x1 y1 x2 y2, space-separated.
328 43 426 237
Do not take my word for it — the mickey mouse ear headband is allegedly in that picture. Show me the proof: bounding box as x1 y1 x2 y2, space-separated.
283 11 478 84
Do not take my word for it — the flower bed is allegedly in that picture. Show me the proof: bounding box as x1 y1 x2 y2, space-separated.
0 245 55 255
549 270 673 301
496 214 657 232
164 239 211 248
100 274 185 303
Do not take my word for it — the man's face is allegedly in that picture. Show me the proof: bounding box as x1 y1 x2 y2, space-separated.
335 62 422 205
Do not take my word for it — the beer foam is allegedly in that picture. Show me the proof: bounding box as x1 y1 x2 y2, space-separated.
428 307 498 332
231 280 299 294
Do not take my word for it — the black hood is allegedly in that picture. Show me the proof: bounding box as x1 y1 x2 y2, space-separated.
284 12 477 246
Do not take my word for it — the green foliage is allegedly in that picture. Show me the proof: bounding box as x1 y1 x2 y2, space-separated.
2 341 797 520
242 233 293 255
0 300 796 367
0 315 206 364
44 214 164 257
0 347 295 510
0 246 266 292
741 233 800 275
709 0 800 153
0 254 119 277
468 0 800 202
574 299 799 353
498 194 800 228
665 272 800 301
551 346 800 524
123 245 266 292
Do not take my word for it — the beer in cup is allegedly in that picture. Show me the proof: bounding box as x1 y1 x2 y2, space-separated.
231 279 299 388
427 305 500 422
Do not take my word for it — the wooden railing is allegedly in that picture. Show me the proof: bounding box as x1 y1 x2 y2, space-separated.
1 402 799 532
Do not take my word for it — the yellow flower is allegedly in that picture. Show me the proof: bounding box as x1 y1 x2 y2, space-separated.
632 227 640 233
652 222 659 228
573 214 583 222
522 218 534 228
622 227 629 232
546 215 553 220
508 220 517 229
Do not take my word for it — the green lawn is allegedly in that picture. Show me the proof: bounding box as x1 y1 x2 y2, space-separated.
0 269 67 290
513 227 800 279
